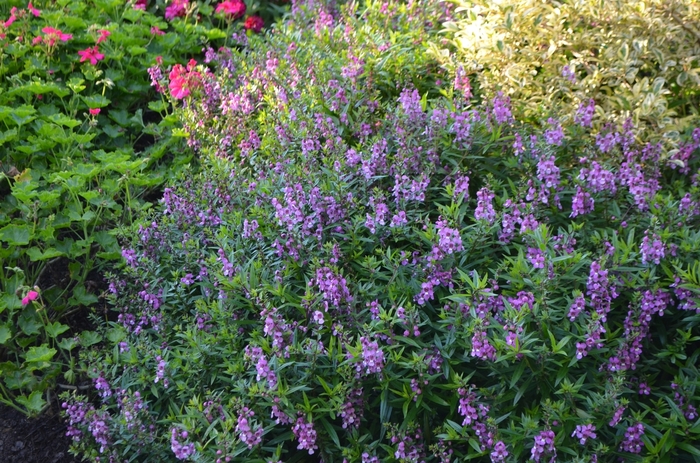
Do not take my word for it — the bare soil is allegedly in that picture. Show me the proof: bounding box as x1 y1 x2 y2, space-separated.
0 400 81 462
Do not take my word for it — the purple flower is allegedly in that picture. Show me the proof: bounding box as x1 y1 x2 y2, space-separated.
490 440 509 462
292 415 318 454
236 407 263 449
530 429 556 462
491 92 512 124
355 336 385 376
570 186 594 217
572 423 597 445
527 247 545 269
170 428 195 460
435 217 464 255
638 382 651 395
568 295 586 321
620 423 645 453
609 406 625 427
562 65 576 82
470 329 497 361
544 118 565 146
640 232 665 265
575 99 595 127
475 187 497 223
453 174 470 199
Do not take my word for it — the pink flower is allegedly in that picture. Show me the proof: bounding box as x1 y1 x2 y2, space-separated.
78 46 105 65
168 61 201 99
165 0 189 21
4 7 18 27
133 0 147 9
21 290 39 306
215 0 246 19
32 36 42 45
89 108 101 115
27 2 41 17
96 29 110 44
243 15 264 33
150 26 166 36
41 26 72 46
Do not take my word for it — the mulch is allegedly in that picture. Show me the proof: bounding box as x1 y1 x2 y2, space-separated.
0 402 81 463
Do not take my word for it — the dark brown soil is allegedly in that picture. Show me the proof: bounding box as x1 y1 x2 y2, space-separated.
0 402 81 463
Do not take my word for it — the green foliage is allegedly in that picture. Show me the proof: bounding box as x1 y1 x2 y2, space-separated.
0 0 289 416
432 0 700 147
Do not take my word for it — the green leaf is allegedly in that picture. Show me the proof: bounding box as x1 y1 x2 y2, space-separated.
45 322 70 338
58 338 78 351
15 391 46 414
18 308 42 335
677 442 700 458
128 46 148 56
79 330 102 347
0 128 18 146
0 223 32 245
25 345 57 363
318 418 340 448
68 285 99 307
26 247 65 261
0 324 11 344
81 94 111 108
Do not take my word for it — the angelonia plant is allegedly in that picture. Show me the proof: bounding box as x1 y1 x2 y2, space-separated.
60 0 700 462
0 0 288 416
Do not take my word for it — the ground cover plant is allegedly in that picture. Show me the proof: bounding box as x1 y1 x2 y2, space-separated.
432 0 700 150
60 0 700 462
0 0 288 416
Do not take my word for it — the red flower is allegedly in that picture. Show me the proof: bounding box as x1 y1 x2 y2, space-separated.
96 29 110 44
89 108 101 115
27 2 41 17
243 15 264 33
133 0 147 10
78 46 105 65
215 0 246 20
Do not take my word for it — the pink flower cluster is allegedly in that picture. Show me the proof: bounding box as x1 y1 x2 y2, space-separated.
168 59 202 100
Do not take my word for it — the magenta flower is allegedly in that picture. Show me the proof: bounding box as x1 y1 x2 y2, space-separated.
165 0 189 21
168 61 201 100
28 2 41 17
21 290 39 306
41 26 72 46
4 7 18 27
96 29 110 44
215 0 246 19
78 46 105 65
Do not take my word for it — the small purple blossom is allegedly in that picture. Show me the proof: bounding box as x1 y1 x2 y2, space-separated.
292 415 318 454
620 422 645 454
475 187 497 223
527 247 545 269
572 423 597 445
640 232 665 265
530 429 556 462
